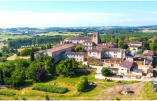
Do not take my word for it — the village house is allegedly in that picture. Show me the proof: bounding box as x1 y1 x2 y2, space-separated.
36 32 155 78
123 41 142 55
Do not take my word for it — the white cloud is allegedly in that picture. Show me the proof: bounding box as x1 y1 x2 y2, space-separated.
0 11 123 28
148 11 157 14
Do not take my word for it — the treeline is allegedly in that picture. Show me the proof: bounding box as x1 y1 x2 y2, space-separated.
7 35 72 49
0 55 79 88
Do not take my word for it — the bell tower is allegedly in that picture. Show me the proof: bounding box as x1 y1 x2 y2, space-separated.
93 32 100 44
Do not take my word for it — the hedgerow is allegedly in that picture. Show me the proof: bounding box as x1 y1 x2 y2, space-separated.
19 47 39 56
32 84 67 94
0 91 16 96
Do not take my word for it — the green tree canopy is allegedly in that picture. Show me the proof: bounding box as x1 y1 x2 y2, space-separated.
118 40 123 48
101 68 110 76
75 45 83 52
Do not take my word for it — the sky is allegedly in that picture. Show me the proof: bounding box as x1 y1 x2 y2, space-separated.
0 1 157 28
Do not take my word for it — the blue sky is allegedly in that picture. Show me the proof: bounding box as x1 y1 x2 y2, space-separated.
0 1 157 28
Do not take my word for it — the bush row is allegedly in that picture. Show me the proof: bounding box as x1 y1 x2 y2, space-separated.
20 47 40 56
32 84 67 94
0 91 16 96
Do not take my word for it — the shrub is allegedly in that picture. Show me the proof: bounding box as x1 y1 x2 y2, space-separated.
76 76 88 92
0 57 6 62
22 97 26 100
15 97 18 100
32 84 67 94
115 96 121 100
45 95 50 100
0 91 15 96
101 68 110 76
20 47 40 56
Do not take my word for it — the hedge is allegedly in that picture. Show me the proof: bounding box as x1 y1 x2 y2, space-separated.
20 48 40 56
0 91 16 96
32 84 67 94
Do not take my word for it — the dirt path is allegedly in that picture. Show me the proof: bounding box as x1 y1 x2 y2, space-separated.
100 81 147 99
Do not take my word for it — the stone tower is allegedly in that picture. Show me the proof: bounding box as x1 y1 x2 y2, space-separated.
93 32 100 44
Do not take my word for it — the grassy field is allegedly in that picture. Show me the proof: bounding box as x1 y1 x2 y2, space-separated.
0 72 147 100
36 31 82 36
0 34 32 40
138 81 157 100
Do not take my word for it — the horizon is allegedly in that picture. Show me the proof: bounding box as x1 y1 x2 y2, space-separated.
0 1 157 28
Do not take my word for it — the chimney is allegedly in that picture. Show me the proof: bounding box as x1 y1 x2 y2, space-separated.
60 40 63 45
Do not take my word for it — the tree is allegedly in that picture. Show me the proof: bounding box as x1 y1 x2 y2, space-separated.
45 95 50 100
76 76 88 92
40 45 46 50
25 62 40 81
118 40 123 48
121 44 128 49
75 45 83 52
101 68 110 76
0 52 2 57
30 47 34 61
154 38 157 43
35 67 46 81
126 47 130 54
56 58 77 77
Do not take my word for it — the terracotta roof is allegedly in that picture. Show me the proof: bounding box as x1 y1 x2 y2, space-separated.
64 52 86 55
88 48 102 52
36 50 45 53
119 60 133 69
147 57 153 61
123 41 142 44
143 50 153 56
65 37 92 40
130 45 140 47
102 57 123 61
97 42 117 48
147 67 153 73
149 36 157 42
37 44 76 53
102 47 125 52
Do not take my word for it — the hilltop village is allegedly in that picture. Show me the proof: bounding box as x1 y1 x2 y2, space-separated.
36 32 154 79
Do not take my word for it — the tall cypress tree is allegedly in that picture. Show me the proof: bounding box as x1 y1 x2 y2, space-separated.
30 47 34 61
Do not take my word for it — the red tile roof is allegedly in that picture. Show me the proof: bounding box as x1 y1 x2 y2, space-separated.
36 44 76 54
143 50 153 56
64 52 86 55
88 48 102 52
149 36 157 42
123 41 142 45
119 60 133 69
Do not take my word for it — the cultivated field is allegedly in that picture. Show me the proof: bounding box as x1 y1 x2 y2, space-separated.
36 31 83 36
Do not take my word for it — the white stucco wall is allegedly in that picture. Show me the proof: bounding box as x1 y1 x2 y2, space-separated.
119 66 130 74
88 51 101 59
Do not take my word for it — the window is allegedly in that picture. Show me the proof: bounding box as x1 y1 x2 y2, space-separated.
114 52 117 54
122 69 124 70
114 55 117 57
98 52 99 55
90 52 91 55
